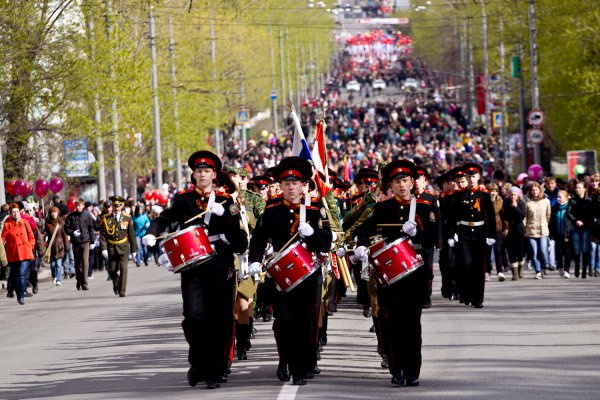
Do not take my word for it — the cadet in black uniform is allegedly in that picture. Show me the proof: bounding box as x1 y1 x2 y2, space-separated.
414 166 442 308
248 157 333 386
143 151 248 389
99 195 137 297
446 163 496 308
355 159 431 387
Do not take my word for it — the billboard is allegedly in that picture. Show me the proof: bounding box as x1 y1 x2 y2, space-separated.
567 150 597 180
63 139 90 177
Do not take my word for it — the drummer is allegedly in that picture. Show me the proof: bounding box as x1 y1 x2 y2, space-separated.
248 156 333 385
143 150 248 390
355 159 432 387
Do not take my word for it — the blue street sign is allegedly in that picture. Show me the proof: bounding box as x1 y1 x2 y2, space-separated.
236 111 249 125
270 89 278 100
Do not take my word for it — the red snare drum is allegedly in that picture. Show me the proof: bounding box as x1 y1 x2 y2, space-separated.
161 226 215 273
266 241 319 293
369 237 423 286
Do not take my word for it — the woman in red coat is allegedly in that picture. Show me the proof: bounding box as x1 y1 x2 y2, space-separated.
2 203 35 305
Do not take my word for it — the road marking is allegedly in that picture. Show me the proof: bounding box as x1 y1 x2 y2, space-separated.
277 383 299 400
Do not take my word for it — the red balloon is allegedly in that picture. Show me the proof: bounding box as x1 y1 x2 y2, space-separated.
14 180 29 197
24 181 32 196
157 194 168 205
34 179 50 197
5 180 16 196
151 189 160 200
143 191 153 201
66 197 77 212
49 177 64 194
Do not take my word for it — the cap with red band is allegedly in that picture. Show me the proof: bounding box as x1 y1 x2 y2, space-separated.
274 156 311 182
187 150 222 171
381 159 417 182
462 162 483 176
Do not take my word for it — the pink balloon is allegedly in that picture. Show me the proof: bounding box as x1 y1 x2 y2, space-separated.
34 179 50 197
49 177 64 193
527 164 543 181
517 173 529 186
14 180 29 197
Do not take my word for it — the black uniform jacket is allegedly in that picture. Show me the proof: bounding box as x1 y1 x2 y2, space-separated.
446 186 496 242
146 188 248 256
249 197 332 264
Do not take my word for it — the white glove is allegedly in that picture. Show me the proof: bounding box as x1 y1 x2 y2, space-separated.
486 238 496 246
131 252 137 259
336 247 346 257
248 262 262 275
142 234 156 247
73 229 81 237
447 239 455 248
208 202 225 216
158 253 173 271
90 243 96 250
298 222 314 238
102 250 109 258
354 246 369 262
402 221 417 237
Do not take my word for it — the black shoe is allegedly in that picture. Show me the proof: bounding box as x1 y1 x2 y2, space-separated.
32 285 38 294
405 376 420 386
369 324 376 333
17 298 25 305
237 348 247 360
81 284 89 291
381 358 389 369
217 375 227 383
76 282 81 290
363 307 372 318
277 363 290 382
312 366 321 375
451 293 459 301
391 372 404 386
205 380 220 389
119 293 126 297
24 292 33 297
69 273 75 279
187 367 204 387
262 313 272 322
423 301 432 309
471 303 483 309
106 275 111 281
7 292 14 298
305 371 314 380
316 351 321 361
292 376 307 385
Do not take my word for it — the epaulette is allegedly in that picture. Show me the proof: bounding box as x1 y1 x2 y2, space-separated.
215 190 232 198
121 211 131 217
266 193 284 206
477 186 489 193
306 205 320 211
417 198 432 205
178 188 194 195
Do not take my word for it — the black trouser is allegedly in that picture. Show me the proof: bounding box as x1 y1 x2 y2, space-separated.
554 236 571 271
457 238 488 305
272 268 321 380
418 248 434 303
181 258 236 381
491 231 505 274
73 243 90 287
505 232 525 263
377 266 427 379
108 251 128 294
438 246 456 299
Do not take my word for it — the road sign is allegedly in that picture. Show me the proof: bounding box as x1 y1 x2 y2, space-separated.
527 109 545 126
236 110 249 125
269 89 278 101
492 112 504 129
528 128 544 145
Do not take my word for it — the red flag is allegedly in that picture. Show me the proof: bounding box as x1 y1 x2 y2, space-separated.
311 119 328 184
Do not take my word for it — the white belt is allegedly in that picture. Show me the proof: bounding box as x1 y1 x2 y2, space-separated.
458 220 485 227
208 234 230 245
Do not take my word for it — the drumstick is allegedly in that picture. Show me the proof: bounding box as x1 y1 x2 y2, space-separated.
377 223 404 227
184 200 227 225
337 255 350 288
262 231 300 268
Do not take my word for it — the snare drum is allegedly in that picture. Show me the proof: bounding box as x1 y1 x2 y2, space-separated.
369 237 423 287
266 241 319 293
161 226 215 273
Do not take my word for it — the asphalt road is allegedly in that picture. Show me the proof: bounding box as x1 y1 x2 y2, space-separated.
1 261 600 400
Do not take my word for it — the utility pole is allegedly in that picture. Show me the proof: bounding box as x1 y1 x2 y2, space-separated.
499 19 511 177
286 28 294 114
240 72 247 152
528 0 542 165
296 38 301 110
149 6 163 189
210 11 221 154
168 17 182 190
269 26 278 135
481 0 489 125
467 18 475 129
86 3 106 201
309 43 315 98
0 143 5 205
105 0 121 196
278 28 286 126
517 43 528 173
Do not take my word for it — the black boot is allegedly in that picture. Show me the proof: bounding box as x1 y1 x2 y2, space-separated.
277 361 290 382
574 255 581 278
236 324 249 360
582 252 590 279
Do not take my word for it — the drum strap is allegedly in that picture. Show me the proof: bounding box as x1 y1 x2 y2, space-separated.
203 191 216 226
408 196 417 223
